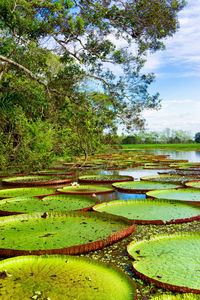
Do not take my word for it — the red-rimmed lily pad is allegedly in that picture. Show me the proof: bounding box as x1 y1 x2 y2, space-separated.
146 188 200 203
0 211 135 256
0 194 100 216
185 181 200 189
33 170 76 176
144 165 172 170
141 174 200 184
93 199 200 224
57 185 115 194
112 181 183 193
127 232 200 293
0 255 137 300
0 187 58 199
2 175 72 186
78 175 134 183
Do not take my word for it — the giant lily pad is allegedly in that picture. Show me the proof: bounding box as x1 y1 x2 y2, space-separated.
141 174 200 184
0 211 134 256
34 170 76 176
57 185 115 194
144 164 172 170
2 175 72 186
0 194 99 215
146 188 200 203
112 181 183 193
0 255 137 300
78 175 134 183
93 199 200 224
0 187 57 199
127 233 200 293
185 181 200 189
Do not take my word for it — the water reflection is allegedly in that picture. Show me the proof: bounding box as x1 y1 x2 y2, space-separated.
97 190 146 203
143 150 200 162
100 168 169 180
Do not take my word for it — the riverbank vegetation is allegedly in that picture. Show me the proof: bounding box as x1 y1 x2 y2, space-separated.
121 144 200 151
0 0 187 172
121 129 194 145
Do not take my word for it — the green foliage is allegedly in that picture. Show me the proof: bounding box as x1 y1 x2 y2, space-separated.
0 0 187 170
0 106 55 171
122 129 193 145
122 136 138 145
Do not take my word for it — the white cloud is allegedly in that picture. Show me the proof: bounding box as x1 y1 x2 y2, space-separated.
142 98 200 134
142 1 200 77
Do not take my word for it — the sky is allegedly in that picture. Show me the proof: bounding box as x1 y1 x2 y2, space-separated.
141 0 200 137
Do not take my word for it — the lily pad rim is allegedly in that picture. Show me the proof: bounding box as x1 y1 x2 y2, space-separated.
93 198 200 224
0 194 100 216
78 175 134 183
0 210 135 256
146 188 200 202
127 232 200 293
2 175 72 187
57 185 115 194
112 181 184 193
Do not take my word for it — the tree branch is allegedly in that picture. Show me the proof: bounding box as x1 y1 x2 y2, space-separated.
0 54 63 96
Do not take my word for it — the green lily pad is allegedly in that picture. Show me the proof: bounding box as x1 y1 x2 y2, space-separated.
127 232 200 293
141 174 200 184
2 175 72 186
57 185 115 194
0 194 99 215
146 188 200 203
0 255 137 300
173 170 200 176
78 175 134 183
0 187 57 199
144 165 172 170
93 199 200 224
112 181 183 193
185 181 200 188
34 170 76 176
0 211 135 256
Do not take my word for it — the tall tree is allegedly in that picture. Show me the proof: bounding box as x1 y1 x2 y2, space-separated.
0 0 187 169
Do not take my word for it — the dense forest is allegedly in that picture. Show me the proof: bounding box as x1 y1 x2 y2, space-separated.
0 0 186 171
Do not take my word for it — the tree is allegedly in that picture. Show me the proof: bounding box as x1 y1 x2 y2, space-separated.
0 0 187 170
195 133 200 143
122 136 138 144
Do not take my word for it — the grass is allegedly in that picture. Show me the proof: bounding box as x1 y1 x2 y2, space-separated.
121 143 200 151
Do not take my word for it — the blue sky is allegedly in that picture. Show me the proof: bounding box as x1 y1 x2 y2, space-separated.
141 0 200 137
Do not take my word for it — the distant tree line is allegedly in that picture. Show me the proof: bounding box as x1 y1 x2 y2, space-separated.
121 128 194 144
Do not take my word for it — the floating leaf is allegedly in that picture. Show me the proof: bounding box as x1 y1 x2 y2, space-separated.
78 175 134 183
0 187 57 199
0 195 99 215
0 211 135 256
2 175 72 186
147 188 200 203
0 255 137 300
93 199 200 224
127 232 200 293
112 181 183 193
57 185 115 195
